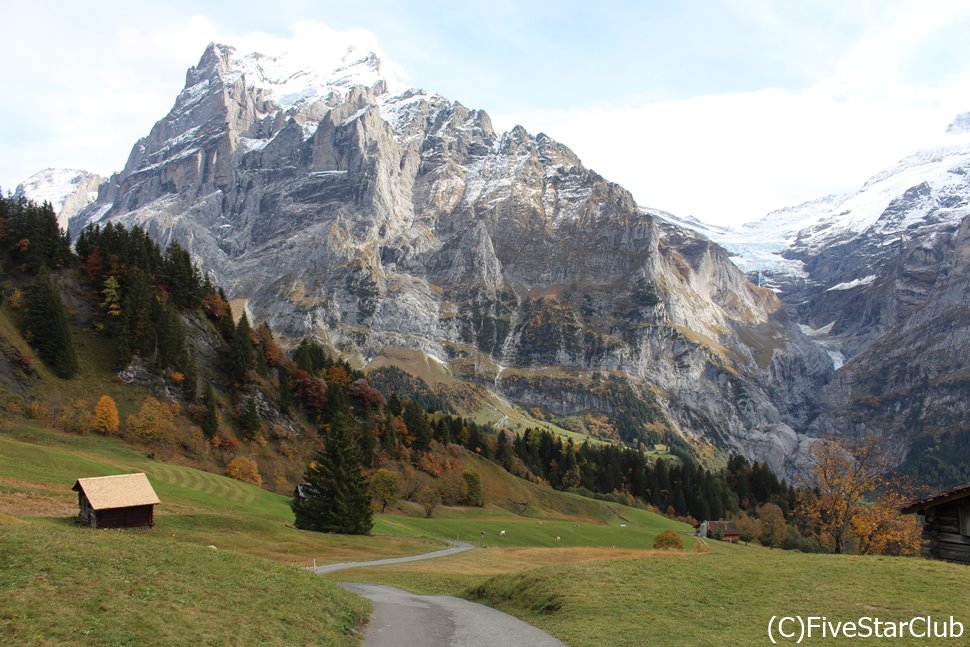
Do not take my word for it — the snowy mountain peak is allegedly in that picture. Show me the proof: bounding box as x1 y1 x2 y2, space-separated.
193 42 387 110
946 111 970 135
14 168 103 231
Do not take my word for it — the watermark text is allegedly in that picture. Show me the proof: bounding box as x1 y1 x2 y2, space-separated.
768 616 964 643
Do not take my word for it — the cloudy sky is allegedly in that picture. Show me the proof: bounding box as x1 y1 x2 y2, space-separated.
3 0 969 226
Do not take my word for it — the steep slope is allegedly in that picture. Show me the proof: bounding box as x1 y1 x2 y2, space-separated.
70 43 832 476
14 168 103 231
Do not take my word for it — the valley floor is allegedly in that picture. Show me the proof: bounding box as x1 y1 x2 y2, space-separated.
4 421 970 646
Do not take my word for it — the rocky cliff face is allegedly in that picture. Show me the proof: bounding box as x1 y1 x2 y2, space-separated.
809 211 970 451
70 43 832 476
784 141 970 360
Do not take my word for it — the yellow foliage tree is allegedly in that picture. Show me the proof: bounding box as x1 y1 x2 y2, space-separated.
8 288 24 310
797 436 896 554
758 503 789 549
734 512 762 543
93 395 120 435
226 456 262 486
126 396 176 444
653 530 684 550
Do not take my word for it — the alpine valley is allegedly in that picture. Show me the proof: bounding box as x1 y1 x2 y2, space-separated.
17 43 969 481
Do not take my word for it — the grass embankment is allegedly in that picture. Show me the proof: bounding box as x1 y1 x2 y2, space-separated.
0 517 367 646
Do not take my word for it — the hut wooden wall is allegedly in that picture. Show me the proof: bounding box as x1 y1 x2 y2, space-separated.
77 493 96 527
94 505 155 529
921 502 970 564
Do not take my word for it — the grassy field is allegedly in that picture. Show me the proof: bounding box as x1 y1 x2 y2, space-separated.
0 417 700 645
338 542 970 646
371 449 695 550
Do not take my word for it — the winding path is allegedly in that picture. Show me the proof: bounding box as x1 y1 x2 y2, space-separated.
313 542 474 574
341 583 567 647
314 543 566 646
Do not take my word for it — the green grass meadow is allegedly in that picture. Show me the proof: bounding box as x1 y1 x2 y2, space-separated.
6 420 970 646
0 517 368 646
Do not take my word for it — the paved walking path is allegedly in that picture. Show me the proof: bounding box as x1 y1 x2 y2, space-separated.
313 542 566 645
341 583 567 647
313 542 473 574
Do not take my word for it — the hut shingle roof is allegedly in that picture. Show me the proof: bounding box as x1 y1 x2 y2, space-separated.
900 482 970 514
72 473 160 510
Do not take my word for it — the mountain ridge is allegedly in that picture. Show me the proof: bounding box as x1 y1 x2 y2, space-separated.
34 43 834 476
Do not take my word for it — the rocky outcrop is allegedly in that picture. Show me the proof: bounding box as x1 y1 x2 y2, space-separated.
70 43 833 477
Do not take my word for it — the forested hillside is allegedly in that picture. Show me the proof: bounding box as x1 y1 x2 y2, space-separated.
0 194 870 550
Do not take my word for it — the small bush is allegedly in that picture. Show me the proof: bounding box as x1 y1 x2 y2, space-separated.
653 530 684 551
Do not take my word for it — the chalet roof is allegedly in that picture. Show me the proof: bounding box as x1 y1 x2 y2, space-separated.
901 482 970 514
706 520 739 535
72 473 160 510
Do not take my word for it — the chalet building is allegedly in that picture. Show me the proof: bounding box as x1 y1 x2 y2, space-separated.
72 473 160 529
697 520 740 543
902 484 970 565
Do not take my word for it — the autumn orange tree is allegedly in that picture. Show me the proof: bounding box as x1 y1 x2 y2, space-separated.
798 435 917 555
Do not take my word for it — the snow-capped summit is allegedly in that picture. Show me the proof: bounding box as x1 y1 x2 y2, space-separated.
202 42 388 110
14 168 103 231
671 111 970 283
946 111 970 135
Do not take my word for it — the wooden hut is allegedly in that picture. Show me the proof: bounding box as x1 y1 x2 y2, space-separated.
901 483 970 564
703 520 740 543
72 473 160 529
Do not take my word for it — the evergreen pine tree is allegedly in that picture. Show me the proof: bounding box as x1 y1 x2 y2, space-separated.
292 413 373 534
154 302 186 371
277 368 292 414
202 383 219 438
180 349 198 402
240 396 261 438
403 400 432 454
227 313 254 384
387 393 403 416
24 270 78 378
495 429 514 471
